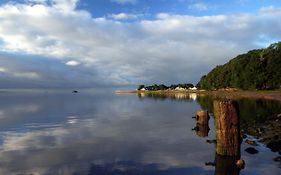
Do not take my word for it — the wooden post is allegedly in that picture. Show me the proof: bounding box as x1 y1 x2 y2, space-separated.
194 110 210 137
196 110 209 125
214 100 240 156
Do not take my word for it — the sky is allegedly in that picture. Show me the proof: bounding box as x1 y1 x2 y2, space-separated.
0 0 281 88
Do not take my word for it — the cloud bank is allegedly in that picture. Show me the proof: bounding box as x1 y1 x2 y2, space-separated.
0 0 281 88
109 12 140 20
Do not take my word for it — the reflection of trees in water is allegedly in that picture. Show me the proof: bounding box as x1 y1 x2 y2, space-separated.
196 95 215 114
137 92 197 101
137 91 281 127
196 96 281 126
237 99 281 128
197 96 281 166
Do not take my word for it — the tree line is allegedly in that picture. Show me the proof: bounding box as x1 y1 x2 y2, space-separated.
137 83 194 91
197 42 281 90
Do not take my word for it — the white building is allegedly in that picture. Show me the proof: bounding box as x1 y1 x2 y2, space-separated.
175 87 186 91
189 87 197 90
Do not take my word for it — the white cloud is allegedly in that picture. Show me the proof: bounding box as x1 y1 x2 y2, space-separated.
13 72 41 79
0 67 6 73
0 66 40 79
111 0 138 5
109 12 139 20
260 6 281 15
156 13 170 19
0 1 281 87
65 60 80 66
52 0 79 12
188 3 209 11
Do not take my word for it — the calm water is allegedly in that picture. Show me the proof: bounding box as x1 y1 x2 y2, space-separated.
0 89 280 175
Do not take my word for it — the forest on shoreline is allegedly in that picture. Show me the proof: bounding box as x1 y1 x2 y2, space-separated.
138 42 281 92
196 42 281 90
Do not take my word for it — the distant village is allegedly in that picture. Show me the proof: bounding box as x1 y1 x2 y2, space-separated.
137 84 197 91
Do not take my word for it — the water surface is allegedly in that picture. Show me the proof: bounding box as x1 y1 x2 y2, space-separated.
0 89 280 175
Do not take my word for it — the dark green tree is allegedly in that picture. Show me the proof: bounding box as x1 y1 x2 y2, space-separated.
197 42 281 90
137 85 145 90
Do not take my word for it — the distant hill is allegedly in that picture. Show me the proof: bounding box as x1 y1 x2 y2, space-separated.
197 42 281 90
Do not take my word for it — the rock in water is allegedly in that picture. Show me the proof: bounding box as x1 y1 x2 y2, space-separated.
245 139 258 146
236 159 245 169
267 140 281 152
245 147 259 154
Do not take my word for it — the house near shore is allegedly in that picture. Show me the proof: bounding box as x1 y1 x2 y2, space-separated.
189 87 197 90
175 87 186 91
174 86 197 91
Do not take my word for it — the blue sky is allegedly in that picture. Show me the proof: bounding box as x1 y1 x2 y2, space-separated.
50 0 281 17
0 0 281 88
71 0 281 17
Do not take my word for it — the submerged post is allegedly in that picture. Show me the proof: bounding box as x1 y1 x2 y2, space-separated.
195 123 210 137
194 110 210 137
196 110 209 125
214 100 240 156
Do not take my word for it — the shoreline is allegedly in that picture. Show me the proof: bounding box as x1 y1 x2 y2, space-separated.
195 90 281 102
115 89 281 102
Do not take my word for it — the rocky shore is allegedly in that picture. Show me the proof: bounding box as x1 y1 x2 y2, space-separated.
242 113 281 165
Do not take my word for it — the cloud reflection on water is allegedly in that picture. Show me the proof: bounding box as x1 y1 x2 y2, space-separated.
0 90 279 174
0 90 213 174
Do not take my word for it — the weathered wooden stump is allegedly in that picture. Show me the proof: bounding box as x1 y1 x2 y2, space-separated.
214 100 240 156
194 110 210 137
196 110 209 125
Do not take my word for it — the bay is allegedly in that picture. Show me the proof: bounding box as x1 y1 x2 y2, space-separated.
0 89 280 175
